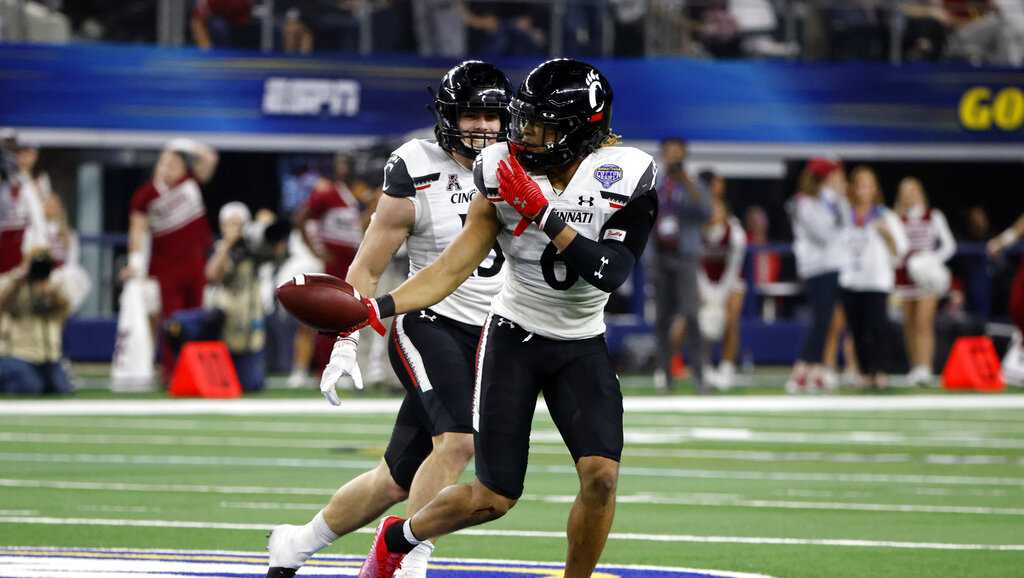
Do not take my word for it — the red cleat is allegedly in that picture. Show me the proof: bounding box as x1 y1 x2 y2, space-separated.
357 516 407 578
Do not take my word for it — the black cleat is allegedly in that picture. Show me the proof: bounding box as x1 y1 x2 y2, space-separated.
266 567 298 578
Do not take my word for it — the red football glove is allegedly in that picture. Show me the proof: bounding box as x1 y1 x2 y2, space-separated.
497 154 548 237
338 294 387 337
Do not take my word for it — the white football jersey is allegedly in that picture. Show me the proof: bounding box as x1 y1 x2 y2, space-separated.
383 139 505 326
476 143 656 340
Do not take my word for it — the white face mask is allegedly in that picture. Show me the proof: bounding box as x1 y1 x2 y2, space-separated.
908 204 925 219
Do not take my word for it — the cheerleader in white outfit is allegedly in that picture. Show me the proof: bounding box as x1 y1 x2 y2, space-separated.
893 177 956 386
699 197 747 390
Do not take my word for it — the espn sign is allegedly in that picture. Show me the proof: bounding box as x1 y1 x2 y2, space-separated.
262 77 360 117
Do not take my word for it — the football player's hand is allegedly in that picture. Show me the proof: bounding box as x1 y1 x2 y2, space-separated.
497 154 548 237
320 335 362 406
339 291 387 337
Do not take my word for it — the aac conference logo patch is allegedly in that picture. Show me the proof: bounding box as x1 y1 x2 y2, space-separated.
0 548 774 578
593 164 623 188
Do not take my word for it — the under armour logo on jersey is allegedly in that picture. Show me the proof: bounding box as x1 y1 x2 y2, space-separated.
419 310 437 322
578 195 594 207
496 317 516 329
447 174 461 191
594 256 610 279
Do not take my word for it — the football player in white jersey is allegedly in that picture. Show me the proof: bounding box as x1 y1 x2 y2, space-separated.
346 59 658 578
264 61 512 578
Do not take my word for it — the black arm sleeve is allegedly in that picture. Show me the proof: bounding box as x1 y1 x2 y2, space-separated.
556 188 659 293
382 155 415 198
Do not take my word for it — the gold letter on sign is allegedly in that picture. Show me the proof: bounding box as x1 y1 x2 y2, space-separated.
959 87 992 130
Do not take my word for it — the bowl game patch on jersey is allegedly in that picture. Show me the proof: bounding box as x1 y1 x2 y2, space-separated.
594 164 624 188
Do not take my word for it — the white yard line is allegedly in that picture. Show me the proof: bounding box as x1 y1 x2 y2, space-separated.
3 396 1024 415
11 414 1024 435
5 428 1024 453
19 479 1019 518
215 495 1024 517
3 452 1024 487
8 478 1013 517
0 516 1021 552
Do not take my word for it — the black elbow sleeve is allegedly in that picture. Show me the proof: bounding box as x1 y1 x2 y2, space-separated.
561 238 636 293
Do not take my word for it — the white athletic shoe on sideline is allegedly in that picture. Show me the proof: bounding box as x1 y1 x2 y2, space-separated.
286 371 311 389
907 365 934 387
266 525 308 575
393 541 434 578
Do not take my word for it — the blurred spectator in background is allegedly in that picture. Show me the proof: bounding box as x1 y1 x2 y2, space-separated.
42 194 91 313
987 213 1024 334
901 0 953 61
62 0 156 43
414 0 466 56
14 141 52 202
290 155 365 386
744 205 780 286
699 196 747 391
826 0 887 61
293 157 363 297
202 203 286 392
563 0 605 56
464 1 546 56
690 0 742 58
839 166 908 389
786 158 846 393
652 138 712 393
0 249 72 395
610 0 646 56
1 132 46 276
281 6 314 54
945 0 1024 65
122 138 219 380
894 177 955 386
956 205 994 318
699 168 727 200
191 0 257 50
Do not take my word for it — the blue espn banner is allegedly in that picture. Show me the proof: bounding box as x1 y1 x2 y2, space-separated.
0 43 1022 150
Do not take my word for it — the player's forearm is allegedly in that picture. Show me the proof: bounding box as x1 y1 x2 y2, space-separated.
554 226 636 293
345 265 381 303
389 252 473 315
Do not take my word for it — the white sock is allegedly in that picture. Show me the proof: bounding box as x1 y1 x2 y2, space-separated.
402 519 422 546
268 510 338 568
293 510 339 558
310 510 340 545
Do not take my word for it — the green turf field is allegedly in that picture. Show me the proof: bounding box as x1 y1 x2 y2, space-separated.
1 385 1023 578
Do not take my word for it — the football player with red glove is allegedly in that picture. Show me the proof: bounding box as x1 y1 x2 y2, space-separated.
354 59 659 578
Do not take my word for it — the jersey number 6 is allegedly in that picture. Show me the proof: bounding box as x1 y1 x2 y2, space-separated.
458 213 505 278
540 241 579 290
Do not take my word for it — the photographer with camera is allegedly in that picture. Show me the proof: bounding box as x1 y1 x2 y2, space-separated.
0 249 72 395
166 202 288 393
206 202 288 392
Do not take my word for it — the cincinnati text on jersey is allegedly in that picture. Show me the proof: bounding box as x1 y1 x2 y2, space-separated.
551 208 594 224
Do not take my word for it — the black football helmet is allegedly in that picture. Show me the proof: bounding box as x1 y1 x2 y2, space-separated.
433 61 513 159
507 59 613 172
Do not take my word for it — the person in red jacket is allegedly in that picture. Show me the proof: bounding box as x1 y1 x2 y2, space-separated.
290 155 366 383
121 138 219 378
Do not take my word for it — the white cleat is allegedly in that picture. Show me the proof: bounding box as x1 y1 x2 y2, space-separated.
266 525 309 575
393 540 435 578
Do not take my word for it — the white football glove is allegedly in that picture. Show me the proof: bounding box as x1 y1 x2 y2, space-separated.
320 334 363 406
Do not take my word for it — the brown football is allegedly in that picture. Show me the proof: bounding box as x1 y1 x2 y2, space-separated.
275 273 366 334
